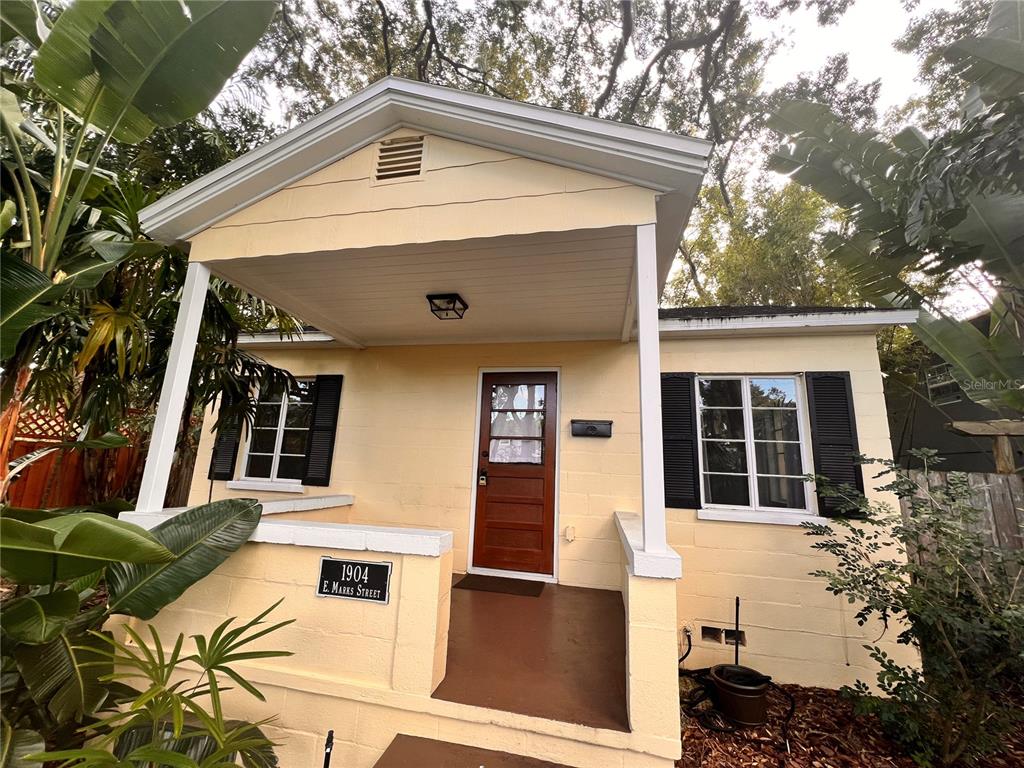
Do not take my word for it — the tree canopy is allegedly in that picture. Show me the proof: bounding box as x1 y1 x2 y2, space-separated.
666 179 862 307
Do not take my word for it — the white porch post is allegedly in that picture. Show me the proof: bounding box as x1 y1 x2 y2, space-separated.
635 223 668 553
135 261 211 513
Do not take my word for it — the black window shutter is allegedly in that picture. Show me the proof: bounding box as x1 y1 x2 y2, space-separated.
806 372 864 516
208 392 242 481
303 375 343 487
662 372 701 509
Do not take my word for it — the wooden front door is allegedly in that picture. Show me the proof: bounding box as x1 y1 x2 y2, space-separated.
472 372 557 575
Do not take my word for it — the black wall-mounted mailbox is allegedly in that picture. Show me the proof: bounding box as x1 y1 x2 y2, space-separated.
571 419 613 438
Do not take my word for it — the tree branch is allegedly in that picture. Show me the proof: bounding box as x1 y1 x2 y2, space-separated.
415 0 509 98
376 0 393 76
622 0 740 122
592 1 634 117
680 243 710 303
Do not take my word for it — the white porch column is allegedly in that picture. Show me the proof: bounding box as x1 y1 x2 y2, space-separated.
135 261 211 513
635 223 668 553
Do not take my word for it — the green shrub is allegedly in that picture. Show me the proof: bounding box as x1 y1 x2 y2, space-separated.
30 602 292 767
0 499 263 759
803 450 1024 767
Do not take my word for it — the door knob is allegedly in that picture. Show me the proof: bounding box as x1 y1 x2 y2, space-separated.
478 469 488 486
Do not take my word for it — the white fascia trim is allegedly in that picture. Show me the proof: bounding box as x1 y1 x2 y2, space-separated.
139 77 711 242
239 331 336 346
614 511 682 579
658 309 919 337
121 509 452 557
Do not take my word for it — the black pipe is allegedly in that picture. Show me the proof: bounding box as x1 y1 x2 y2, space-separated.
734 595 740 666
679 626 693 664
322 729 334 768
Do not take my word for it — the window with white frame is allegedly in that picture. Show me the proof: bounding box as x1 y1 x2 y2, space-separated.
242 379 315 482
697 375 812 513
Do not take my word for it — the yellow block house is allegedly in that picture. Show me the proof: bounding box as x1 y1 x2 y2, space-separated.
125 78 917 768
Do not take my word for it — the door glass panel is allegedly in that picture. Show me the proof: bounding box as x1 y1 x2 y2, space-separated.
489 438 543 464
491 384 546 410
699 378 742 407
749 378 798 408
757 476 806 509
704 474 750 506
491 411 543 437
701 408 745 439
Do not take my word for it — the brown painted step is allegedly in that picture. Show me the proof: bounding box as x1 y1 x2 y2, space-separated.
373 735 572 768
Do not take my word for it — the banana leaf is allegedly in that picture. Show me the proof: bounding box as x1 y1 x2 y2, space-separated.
0 513 173 584
2 589 79 644
0 718 44 768
107 499 262 619
945 0 1024 104
13 629 111 722
0 255 64 361
0 0 45 49
0 87 26 143
1 249 137 361
33 0 277 144
32 1 152 144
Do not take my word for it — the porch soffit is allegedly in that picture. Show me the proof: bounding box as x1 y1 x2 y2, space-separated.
208 227 637 348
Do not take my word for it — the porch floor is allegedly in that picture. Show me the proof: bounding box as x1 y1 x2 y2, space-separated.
431 578 629 732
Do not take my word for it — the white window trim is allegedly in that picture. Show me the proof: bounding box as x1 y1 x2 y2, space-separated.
695 374 820 525
226 479 305 494
239 380 313 486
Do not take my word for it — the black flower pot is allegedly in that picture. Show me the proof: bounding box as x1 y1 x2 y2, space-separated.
709 664 771 726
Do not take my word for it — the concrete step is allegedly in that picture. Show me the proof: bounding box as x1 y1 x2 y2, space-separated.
373 735 573 768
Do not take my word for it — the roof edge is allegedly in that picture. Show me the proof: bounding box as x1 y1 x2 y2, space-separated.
238 309 919 348
658 308 920 336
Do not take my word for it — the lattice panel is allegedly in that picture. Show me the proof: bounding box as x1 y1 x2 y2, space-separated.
15 406 79 442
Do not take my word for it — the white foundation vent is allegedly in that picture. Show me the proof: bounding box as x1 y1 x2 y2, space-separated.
374 136 425 182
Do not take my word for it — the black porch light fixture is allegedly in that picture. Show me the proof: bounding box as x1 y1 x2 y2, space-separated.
426 293 469 320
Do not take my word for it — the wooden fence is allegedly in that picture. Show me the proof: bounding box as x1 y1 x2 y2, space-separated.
899 470 1024 552
6 408 144 509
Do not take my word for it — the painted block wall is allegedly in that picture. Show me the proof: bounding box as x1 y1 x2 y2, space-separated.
187 331 916 689
188 341 645 591
139 542 449 695
660 332 919 688
132 541 679 767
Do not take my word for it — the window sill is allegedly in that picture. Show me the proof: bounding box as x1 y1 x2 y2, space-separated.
697 506 827 527
226 479 305 494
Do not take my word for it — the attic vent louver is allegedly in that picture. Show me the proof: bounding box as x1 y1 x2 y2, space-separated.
375 136 424 181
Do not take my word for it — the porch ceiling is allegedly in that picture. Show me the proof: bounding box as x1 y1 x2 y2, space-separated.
213 226 637 348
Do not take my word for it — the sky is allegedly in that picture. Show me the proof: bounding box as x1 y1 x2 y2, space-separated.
756 0 988 317
757 0 956 113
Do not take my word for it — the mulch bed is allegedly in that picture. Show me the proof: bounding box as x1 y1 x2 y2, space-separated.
678 675 1024 768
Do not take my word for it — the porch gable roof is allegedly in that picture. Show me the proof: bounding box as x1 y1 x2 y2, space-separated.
139 78 711 286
